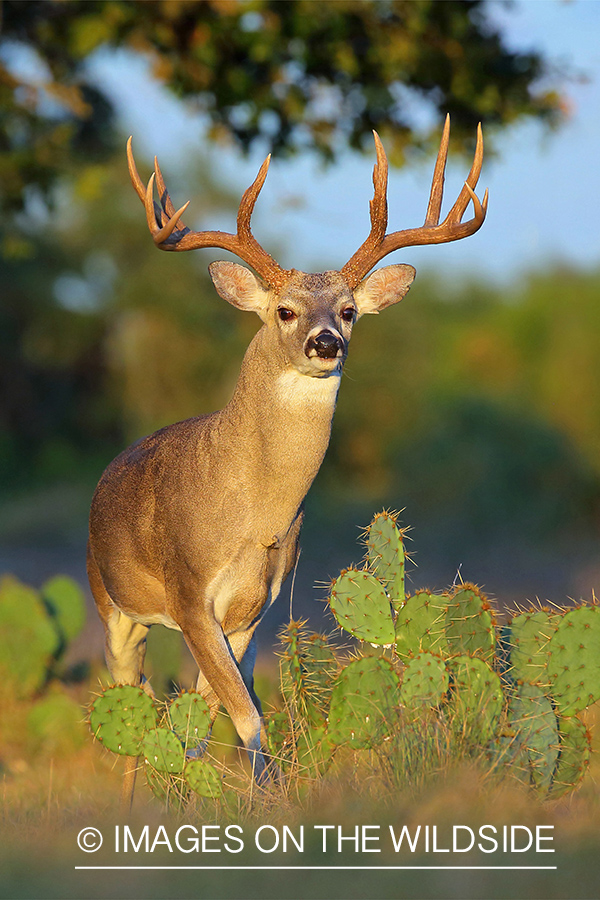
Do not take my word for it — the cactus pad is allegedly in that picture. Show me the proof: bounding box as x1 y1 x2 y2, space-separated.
169 692 212 748
89 684 158 756
184 759 223 798
365 511 405 606
547 606 600 716
447 656 502 742
551 716 591 798
41 575 86 646
395 591 449 661
280 623 337 725
329 569 395 645
445 585 495 660
504 609 556 686
508 683 559 792
400 652 449 709
28 689 86 753
328 656 399 748
142 727 185 774
266 709 292 763
145 767 188 804
0 575 60 698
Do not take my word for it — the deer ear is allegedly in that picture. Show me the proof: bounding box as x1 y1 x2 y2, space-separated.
353 264 416 316
209 261 271 321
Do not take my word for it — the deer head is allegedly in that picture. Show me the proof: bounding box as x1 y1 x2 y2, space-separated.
127 116 487 377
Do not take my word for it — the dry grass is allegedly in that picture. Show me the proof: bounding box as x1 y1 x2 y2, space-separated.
1 673 599 900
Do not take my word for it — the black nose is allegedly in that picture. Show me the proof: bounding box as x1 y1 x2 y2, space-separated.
305 330 343 359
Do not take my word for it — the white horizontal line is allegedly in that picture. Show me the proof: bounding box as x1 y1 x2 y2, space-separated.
75 866 558 871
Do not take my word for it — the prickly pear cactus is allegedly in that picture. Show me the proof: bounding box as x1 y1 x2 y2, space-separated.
280 621 337 726
506 683 559 792
365 511 406 607
41 575 87 648
551 716 591 798
141 727 186 774
0 576 60 699
89 684 158 756
546 606 600 716
447 656 502 742
169 692 212 749
502 609 557 686
445 585 495 660
329 569 395 645
28 688 87 753
328 656 399 748
395 591 449 661
184 759 223 798
400 652 449 709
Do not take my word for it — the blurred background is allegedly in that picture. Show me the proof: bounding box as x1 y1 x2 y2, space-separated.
1 0 599 670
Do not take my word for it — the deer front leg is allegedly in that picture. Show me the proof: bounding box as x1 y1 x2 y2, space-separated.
177 605 269 780
196 630 262 720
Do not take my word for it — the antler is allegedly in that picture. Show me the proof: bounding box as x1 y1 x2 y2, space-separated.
340 115 488 288
127 138 290 291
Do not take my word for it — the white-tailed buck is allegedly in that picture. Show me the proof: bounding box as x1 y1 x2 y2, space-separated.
88 116 487 785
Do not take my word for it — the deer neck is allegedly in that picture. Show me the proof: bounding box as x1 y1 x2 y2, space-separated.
221 325 341 520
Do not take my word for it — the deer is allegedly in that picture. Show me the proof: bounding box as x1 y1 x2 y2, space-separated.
87 115 487 797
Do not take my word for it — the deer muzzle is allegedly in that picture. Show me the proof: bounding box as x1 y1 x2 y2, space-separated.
305 330 344 360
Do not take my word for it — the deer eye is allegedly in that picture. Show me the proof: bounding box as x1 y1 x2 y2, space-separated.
340 307 355 323
278 307 296 322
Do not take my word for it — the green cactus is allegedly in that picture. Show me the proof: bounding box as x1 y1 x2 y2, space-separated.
27 688 87 753
169 691 212 750
395 590 450 661
145 766 188 804
328 656 399 749
280 622 337 726
551 716 591 798
294 723 333 778
507 683 559 792
365 511 406 607
547 606 600 716
184 759 223 798
447 656 502 742
0 576 60 699
84 510 600 805
41 575 86 649
445 584 495 660
329 569 395 645
266 709 293 765
267 708 333 779
89 684 158 756
141 727 185 774
400 652 449 709
502 609 557 686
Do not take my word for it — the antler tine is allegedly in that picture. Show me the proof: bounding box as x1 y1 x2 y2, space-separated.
443 122 484 225
237 154 271 238
129 138 290 290
127 136 146 203
154 156 177 222
370 132 389 243
341 118 488 288
424 113 450 227
143 173 160 237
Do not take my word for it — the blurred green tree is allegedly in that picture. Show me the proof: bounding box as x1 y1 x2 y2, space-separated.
0 148 257 498
0 0 565 231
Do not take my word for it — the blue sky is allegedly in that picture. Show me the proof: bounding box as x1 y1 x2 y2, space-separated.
84 1 600 285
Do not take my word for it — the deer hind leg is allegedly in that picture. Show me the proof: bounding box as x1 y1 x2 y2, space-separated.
87 545 151 814
88 549 152 691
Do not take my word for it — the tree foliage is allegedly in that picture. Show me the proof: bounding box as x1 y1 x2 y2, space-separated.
1 0 565 222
